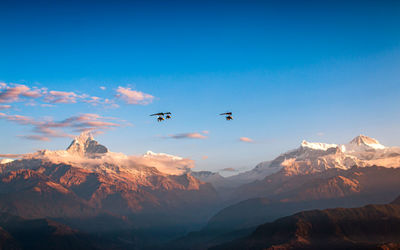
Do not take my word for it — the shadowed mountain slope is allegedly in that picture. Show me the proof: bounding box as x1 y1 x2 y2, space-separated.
169 166 400 250
213 196 400 250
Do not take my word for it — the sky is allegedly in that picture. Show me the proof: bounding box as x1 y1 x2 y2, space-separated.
0 0 399 174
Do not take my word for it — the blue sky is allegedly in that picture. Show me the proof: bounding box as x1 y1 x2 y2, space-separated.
1 0 399 174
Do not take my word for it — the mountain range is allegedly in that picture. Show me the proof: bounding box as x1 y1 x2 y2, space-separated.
212 195 400 250
1 133 400 249
169 135 400 249
196 135 400 193
0 133 221 247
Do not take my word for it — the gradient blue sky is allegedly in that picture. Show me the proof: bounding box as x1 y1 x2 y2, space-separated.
1 0 399 174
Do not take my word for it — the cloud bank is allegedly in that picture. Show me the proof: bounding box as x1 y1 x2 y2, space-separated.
29 149 193 176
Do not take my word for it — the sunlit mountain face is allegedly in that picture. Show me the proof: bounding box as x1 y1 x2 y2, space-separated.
163 136 400 249
1 134 400 249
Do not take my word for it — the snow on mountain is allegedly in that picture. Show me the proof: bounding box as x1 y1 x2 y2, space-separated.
0 132 220 229
226 161 274 186
258 135 394 176
300 140 337 151
1 132 193 176
142 150 193 175
66 131 108 156
0 159 14 164
208 135 399 190
342 135 386 152
144 151 183 161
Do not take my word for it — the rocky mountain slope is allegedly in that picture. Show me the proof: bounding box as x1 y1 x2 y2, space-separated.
198 135 400 193
0 212 101 250
207 165 400 229
213 196 400 250
2 134 400 249
168 165 400 250
0 133 221 244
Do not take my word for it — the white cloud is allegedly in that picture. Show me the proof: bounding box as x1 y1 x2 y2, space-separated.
30 147 193 176
115 86 154 105
141 151 194 175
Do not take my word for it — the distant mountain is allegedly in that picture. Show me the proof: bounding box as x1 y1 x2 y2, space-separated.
213 197 400 250
200 135 400 196
2 133 400 249
212 164 400 227
170 165 400 250
165 135 400 249
191 171 230 189
0 212 100 250
0 133 221 246
66 131 108 157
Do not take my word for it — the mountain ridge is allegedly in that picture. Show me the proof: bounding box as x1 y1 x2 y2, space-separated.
195 135 399 193
212 198 400 250
0 133 222 241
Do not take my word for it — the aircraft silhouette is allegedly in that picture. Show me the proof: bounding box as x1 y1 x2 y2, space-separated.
220 112 233 121
150 112 172 122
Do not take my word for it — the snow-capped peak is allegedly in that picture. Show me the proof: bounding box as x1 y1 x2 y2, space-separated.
144 151 183 161
301 140 337 151
66 132 108 156
0 158 14 164
349 135 385 149
74 131 94 144
342 135 385 152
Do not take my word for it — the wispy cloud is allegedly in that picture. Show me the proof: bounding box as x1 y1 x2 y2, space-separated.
100 86 106 90
0 105 11 110
220 167 237 172
0 154 25 158
239 137 254 143
0 112 123 141
0 82 128 108
40 104 55 107
116 86 154 105
0 84 42 103
167 132 208 139
44 90 79 104
19 135 51 141
0 113 36 125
